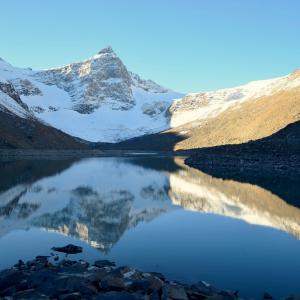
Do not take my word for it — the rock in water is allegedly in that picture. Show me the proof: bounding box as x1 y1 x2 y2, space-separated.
263 292 273 299
52 244 83 254
94 260 116 268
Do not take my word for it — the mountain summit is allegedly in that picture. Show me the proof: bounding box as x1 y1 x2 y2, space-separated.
36 46 136 113
97 45 116 55
0 47 182 142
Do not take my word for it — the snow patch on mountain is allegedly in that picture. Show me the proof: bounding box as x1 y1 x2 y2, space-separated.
170 71 300 128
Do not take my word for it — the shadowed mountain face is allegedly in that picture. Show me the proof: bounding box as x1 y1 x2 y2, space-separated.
0 156 299 251
0 80 87 149
104 131 185 151
0 110 87 149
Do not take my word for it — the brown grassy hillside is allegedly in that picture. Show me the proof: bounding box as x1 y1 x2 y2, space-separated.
172 88 300 150
114 88 300 151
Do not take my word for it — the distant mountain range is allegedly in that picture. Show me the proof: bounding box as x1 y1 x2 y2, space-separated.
0 47 299 149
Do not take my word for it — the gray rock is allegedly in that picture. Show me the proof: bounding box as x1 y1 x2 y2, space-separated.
58 262 88 274
188 282 213 296
94 260 116 268
129 277 163 293
58 292 82 300
35 255 50 261
10 78 43 96
52 244 83 254
129 280 150 292
218 290 237 300
110 266 131 277
95 291 137 300
264 292 273 299
76 283 98 296
162 284 188 300
34 275 95 297
86 269 108 284
13 289 50 299
0 82 28 110
148 272 165 281
286 296 300 300
100 276 125 291
149 290 160 300
0 269 27 294
27 269 58 288
14 259 25 270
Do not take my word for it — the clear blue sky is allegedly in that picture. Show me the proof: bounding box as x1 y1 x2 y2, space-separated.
0 0 299 92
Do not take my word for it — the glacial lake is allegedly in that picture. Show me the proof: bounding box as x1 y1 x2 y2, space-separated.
0 155 299 299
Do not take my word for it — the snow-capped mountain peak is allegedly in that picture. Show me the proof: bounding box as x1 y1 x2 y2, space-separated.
96 45 116 56
36 46 135 113
0 47 183 142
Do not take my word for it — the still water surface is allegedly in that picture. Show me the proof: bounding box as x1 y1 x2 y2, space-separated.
0 156 299 298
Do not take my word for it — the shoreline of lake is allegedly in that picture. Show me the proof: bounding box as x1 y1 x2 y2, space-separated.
2 253 295 300
0 149 190 161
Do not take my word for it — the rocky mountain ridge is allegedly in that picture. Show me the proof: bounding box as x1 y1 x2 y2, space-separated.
0 49 299 148
0 47 182 144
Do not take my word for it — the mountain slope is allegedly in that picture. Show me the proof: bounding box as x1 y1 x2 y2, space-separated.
172 87 300 150
0 48 182 143
0 110 86 149
115 70 300 150
0 79 29 118
170 69 300 128
0 78 86 149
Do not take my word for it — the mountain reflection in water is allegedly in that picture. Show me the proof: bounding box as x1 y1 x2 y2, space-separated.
0 156 300 298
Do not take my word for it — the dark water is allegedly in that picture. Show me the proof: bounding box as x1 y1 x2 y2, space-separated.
0 156 299 299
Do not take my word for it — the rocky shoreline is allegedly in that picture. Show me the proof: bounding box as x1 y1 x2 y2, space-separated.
185 152 300 176
0 245 299 300
184 119 300 177
0 255 226 300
